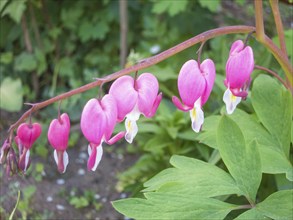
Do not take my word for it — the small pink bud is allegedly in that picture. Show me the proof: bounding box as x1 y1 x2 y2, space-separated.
17 122 42 149
48 113 70 173
16 122 42 172
223 40 254 114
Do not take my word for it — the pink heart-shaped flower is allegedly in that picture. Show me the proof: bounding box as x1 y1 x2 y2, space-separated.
17 122 42 149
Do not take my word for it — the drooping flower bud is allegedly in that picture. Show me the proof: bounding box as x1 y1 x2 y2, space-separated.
223 40 254 114
109 73 162 143
15 122 42 172
6 147 18 178
81 95 125 171
0 139 10 164
48 113 70 173
172 59 216 132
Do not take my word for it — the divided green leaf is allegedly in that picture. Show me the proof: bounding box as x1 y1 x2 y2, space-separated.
113 192 236 220
143 155 241 197
217 116 262 202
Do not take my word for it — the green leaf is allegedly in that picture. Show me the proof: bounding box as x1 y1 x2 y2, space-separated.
113 192 236 220
258 144 293 181
152 0 189 16
2 0 27 23
273 29 292 59
198 0 220 12
78 21 93 43
196 109 293 179
0 0 9 12
70 197 89 209
196 115 221 149
92 22 109 40
14 52 37 72
34 48 47 75
257 190 293 220
61 6 83 30
230 109 292 179
252 75 292 157
57 57 75 77
143 155 241 197
0 77 23 112
217 116 262 202
0 51 13 64
235 208 268 220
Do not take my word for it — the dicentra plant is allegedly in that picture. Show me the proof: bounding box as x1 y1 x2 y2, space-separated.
1 0 292 219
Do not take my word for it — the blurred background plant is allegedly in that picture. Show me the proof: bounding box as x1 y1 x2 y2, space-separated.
0 0 292 219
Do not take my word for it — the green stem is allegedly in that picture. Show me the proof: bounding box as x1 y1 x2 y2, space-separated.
254 0 292 88
9 190 20 220
269 0 288 57
254 0 265 42
233 204 253 210
255 65 289 89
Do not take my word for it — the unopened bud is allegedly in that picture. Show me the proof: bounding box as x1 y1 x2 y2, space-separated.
0 139 10 164
6 148 18 177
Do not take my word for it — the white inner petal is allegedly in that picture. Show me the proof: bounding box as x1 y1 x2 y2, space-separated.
54 149 58 165
87 144 92 156
62 151 69 173
189 98 204 133
92 144 103 172
24 149 30 172
124 105 140 143
223 88 241 114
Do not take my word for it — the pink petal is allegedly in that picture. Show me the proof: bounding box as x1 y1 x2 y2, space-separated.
136 73 160 116
100 94 118 141
87 144 103 171
172 96 193 111
48 113 70 151
229 40 245 56
145 92 162 118
80 99 105 145
226 44 254 89
105 131 126 145
178 60 206 107
200 59 216 105
17 123 42 149
109 76 138 121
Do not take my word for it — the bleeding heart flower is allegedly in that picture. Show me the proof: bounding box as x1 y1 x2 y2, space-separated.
223 40 254 114
80 94 125 171
109 73 162 143
172 59 215 132
15 122 42 172
48 113 70 173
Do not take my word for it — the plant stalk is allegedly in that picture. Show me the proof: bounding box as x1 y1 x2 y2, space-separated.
269 0 288 57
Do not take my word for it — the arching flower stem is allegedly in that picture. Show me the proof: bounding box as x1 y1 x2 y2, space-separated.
7 25 292 135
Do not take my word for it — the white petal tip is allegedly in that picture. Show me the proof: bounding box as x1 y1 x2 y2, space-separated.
124 118 138 144
92 145 103 171
223 88 241 114
62 151 69 173
189 99 204 133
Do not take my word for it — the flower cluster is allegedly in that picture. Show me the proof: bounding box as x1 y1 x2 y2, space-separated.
0 40 254 176
172 40 254 131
